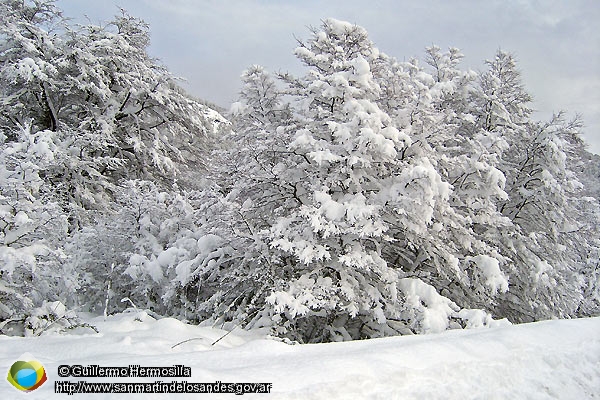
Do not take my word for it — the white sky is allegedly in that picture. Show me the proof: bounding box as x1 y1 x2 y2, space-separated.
55 0 600 154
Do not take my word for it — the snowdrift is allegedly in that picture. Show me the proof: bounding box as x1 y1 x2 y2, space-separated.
1 312 598 399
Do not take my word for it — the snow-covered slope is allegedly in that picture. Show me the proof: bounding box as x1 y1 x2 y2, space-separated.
1 312 598 399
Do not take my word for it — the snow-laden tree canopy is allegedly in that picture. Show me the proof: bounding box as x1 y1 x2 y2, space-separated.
1 3 598 342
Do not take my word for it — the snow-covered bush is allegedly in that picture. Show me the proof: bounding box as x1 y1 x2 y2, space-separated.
65 180 202 315
24 301 96 336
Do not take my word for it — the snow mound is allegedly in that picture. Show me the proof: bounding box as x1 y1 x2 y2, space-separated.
0 312 598 399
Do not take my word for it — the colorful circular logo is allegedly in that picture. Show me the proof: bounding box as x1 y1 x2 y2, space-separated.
7 359 48 392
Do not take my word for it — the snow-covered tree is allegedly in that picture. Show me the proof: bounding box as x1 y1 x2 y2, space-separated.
418 46 514 310
0 123 71 333
366 45 512 320
0 1 225 329
2 1 223 217
262 19 407 341
236 20 502 342
167 65 296 325
59 12 221 188
576 152 600 316
468 51 597 321
0 0 64 134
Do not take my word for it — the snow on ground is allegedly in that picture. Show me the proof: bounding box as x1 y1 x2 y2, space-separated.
1 311 599 399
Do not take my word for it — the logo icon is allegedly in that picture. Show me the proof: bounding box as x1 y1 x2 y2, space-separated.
6 354 47 392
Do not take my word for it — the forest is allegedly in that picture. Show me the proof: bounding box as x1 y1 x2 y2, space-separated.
1 0 599 343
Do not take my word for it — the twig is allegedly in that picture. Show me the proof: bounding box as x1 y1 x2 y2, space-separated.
211 326 237 346
171 337 205 349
